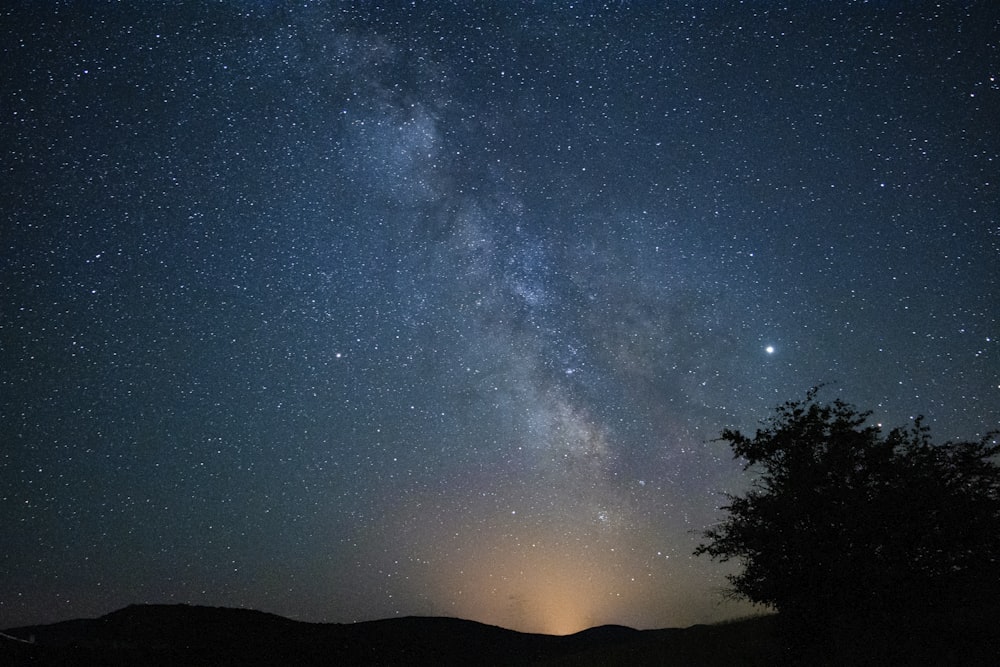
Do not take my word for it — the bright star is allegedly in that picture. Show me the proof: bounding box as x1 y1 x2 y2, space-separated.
765 345 775 355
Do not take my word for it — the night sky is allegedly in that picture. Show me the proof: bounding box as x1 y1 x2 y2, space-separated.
2 1 998 635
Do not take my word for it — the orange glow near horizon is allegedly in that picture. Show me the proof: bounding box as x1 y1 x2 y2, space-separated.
378 458 760 635
438 554 612 635
423 521 661 635
413 519 763 635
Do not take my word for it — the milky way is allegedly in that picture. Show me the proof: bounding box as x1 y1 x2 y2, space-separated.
2 2 998 633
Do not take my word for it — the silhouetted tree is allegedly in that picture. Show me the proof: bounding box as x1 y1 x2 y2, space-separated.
696 388 1000 662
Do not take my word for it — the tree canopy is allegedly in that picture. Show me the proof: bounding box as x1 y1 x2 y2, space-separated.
696 388 1000 657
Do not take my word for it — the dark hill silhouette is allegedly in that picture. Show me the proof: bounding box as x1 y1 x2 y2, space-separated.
2 604 783 666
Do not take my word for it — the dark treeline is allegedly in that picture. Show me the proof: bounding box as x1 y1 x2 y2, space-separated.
697 388 1000 664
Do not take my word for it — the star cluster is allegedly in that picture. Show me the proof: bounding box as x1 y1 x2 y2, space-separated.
2 2 997 633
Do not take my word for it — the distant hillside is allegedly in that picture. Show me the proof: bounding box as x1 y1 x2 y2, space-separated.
2 604 783 666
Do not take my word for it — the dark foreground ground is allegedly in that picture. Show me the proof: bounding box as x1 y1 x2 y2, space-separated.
3 603 996 666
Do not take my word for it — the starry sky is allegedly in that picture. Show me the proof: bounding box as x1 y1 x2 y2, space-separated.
2 1 998 635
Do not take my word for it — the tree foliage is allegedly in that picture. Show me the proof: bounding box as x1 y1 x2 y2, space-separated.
696 388 1000 631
